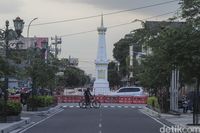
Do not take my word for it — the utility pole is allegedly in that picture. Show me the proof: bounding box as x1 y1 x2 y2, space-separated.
129 45 133 86
170 68 179 112
51 35 62 58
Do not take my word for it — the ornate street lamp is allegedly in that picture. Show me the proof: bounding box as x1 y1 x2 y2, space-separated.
0 17 24 122
13 17 25 37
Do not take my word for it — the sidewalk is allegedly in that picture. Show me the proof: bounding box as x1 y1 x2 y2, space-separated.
0 104 62 133
141 106 196 127
0 117 30 133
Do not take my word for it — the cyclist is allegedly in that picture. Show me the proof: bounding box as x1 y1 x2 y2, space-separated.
84 87 92 106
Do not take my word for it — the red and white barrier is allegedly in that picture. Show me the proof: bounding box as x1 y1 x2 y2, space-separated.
56 95 148 104
8 95 21 102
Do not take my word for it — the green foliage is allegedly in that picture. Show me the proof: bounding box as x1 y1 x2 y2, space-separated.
0 100 22 116
147 97 159 109
108 61 121 88
113 33 143 78
59 67 90 87
27 96 55 109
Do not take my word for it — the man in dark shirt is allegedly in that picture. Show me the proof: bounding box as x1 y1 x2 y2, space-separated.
84 88 92 106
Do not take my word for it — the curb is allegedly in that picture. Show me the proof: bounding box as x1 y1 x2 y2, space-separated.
0 105 62 133
22 105 62 116
143 106 161 117
0 117 30 133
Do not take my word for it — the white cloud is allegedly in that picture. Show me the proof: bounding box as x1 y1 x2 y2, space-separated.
0 0 23 14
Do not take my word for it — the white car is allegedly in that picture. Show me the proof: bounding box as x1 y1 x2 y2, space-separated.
109 86 144 96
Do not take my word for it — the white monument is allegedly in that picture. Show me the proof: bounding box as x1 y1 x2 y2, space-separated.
93 15 110 95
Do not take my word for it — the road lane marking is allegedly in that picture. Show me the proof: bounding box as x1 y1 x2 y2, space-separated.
103 106 108 108
140 109 170 128
99 123 102 128
118 106 122 108
124 106 128 108
69 106 74 108
18 109 64 133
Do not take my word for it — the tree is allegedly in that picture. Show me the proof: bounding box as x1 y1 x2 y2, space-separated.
108 61 120 90
59 67 90 88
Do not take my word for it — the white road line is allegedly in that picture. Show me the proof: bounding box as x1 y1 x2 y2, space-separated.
103 106 108 108
99 123 102 128
99 130 102 133
19 109 64 133
140 109 170 128
118 106 122 108
76 106 79 108
131 106 135 108
62 105 67 108
124 106 128 108
69 106 74 108
110 106 115 108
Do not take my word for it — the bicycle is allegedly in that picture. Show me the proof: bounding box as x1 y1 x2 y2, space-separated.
79 96 101 109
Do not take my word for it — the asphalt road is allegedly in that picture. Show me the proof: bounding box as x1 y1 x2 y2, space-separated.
21 105 163 133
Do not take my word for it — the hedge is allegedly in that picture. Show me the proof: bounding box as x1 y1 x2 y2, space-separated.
27 96 57 110
0 100 22 116
147 96 159 109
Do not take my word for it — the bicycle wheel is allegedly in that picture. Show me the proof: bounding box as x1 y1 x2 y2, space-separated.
92 100 101 109
79 99 86 108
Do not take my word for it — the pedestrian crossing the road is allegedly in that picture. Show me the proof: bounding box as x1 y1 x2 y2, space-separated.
62 105 144 109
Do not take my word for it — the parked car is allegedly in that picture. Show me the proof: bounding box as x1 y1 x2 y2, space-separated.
109 86 145 96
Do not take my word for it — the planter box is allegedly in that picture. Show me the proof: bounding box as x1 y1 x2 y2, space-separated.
37 107 50 111
0 115 21 123
27 106 50 111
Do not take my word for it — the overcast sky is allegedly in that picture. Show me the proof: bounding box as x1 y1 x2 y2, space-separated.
0 0 180 76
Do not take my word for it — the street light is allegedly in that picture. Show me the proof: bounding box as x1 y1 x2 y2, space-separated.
0 17 24 122
132 19 145 28
13 17 25 37
27 17 38 37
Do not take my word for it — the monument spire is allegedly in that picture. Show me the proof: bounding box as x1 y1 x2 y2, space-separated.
93 15 110 95
101 13 104 27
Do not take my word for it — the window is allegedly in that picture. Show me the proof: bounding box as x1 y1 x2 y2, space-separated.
118 87 140 93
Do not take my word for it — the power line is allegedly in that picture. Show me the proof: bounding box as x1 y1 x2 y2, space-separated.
60 11 176 38
29 0 178 27
103 0 178 16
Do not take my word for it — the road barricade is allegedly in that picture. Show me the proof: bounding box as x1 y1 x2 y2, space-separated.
104 96 119 103
8 95 20 102
118 96 132 104
96 96 105 103
55 95 63 103
73 95 83 103
57 95 148 104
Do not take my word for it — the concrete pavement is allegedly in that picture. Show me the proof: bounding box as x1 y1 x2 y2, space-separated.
1 103 197 133
0 104 63 133
18 104 163 133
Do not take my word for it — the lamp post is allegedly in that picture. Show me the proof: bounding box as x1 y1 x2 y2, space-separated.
27 18 38 37
0 17 24 122
132 19 145 28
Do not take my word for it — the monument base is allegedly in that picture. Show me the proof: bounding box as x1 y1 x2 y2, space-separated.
93 80 110 95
